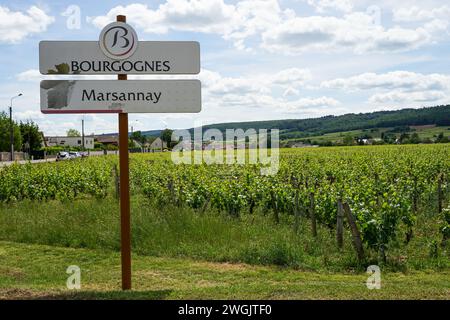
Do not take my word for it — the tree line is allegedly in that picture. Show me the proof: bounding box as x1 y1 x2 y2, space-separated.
0 112 42 153
194 105 450 140
129 129 174 148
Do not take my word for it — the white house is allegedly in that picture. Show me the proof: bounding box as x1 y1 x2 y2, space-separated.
45 136 95 149
149 137 167 151
291 142 319 148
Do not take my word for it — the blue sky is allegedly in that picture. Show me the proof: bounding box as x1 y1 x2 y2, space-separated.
1 0 450 136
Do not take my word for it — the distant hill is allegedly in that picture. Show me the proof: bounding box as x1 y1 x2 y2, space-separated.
140 105 450 141
136 129 161 137
197 105 450 140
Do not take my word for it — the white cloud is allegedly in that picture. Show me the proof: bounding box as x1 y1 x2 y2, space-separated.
284 96 340 111
89 1 238 35
271 68 312 86
16 69 42 82
90 1 292 51
393 5 450 22
321 71 450 92
91 1 442 54
0 6 54 43
36 115 119 137
14 110 45 121
224 0 293 50
201 67 312 98
305 0 353 13
369 90 446 104
283 87 300 97
322 71 450 106
208 77 267 95
423 19 449 36
197 68 338 113
390 5 450 42
262 13 432 54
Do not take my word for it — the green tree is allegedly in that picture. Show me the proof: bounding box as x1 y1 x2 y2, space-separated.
128 139 137 149
0 111 22 152
67 129 81 137
409 132 421 144
161 129 174 149
19 120 42 152
94 142 104 150
343 134 354 146
399 133 410 144
436 132 449 143
131 130 146 144
382 133 396 144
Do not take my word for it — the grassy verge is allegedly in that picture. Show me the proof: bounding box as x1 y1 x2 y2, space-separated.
0 196 448 273
0 241 449 300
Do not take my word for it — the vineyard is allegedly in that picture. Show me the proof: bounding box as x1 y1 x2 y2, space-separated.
0 144 449 269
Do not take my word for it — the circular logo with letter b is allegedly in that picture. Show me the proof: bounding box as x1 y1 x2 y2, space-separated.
99 21 138 60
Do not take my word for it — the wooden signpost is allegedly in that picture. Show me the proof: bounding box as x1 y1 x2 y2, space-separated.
117 15 130 289
40 15 201 290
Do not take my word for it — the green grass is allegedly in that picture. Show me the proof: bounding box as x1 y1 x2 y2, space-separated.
0 196 358 271
411 125 450 139
0 196 448 273
1 241 449 300
0 145 448 299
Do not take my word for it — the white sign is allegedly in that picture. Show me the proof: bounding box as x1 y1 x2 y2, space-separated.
99 22 139 60
39 41 200 75
41 80 201 114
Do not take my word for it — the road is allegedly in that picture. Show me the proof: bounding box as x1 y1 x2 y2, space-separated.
0 151 121 167
0 158 56 167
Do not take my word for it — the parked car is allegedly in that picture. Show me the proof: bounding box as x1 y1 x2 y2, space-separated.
69 151 82 159
56 151 70 161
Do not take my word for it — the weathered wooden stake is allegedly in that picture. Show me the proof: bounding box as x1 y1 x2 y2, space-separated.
343 202 364 262
309 192 317 237
336 199 344 249
113 164 119 199
294 189 300 233
271 191 280 224
438 173 443 214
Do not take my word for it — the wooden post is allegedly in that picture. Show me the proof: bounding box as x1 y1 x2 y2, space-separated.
343 202 364 262
113 164 120 200
293 189 300 233
336 199 344 249
270 191 280 224
117 14 132 291
438 173 443 214
309 192 317 237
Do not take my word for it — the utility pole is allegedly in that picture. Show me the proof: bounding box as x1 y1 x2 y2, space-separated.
82 118 85 150
130 119 139 136
9 93 23 161
9 106 13 161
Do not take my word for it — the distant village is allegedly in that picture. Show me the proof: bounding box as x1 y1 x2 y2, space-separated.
43 134 168 152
